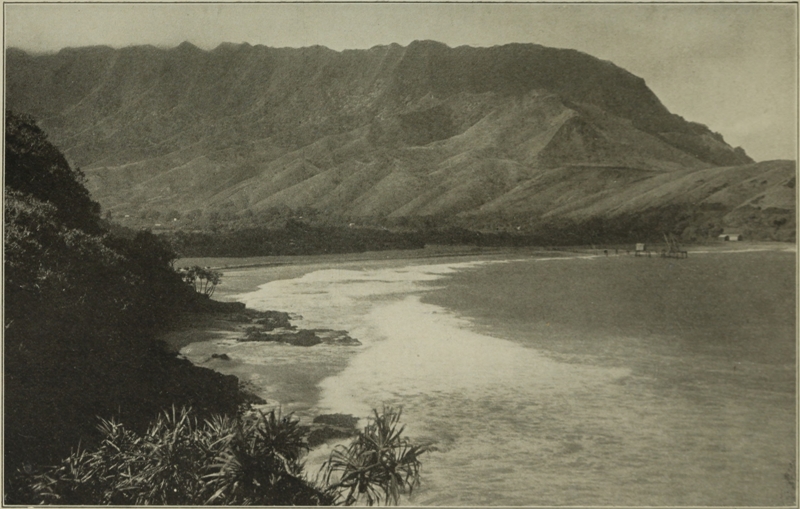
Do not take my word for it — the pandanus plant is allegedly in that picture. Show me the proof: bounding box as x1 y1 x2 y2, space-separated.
202 408 325 505
19 406 425 506
323 406 428 506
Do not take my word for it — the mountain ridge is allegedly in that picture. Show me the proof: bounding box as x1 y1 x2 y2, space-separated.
7 40 792 241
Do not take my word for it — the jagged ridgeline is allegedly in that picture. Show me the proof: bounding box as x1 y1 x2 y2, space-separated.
5 41 795 241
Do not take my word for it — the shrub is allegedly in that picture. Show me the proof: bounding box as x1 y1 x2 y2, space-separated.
25 407 228 505
20 407 329 505
17 406 426 505
204 408 323 505
323 407 427 506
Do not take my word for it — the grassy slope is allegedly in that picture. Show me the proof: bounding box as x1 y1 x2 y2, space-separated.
7 43 759 230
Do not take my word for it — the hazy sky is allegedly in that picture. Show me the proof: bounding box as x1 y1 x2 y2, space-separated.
4 3 797 161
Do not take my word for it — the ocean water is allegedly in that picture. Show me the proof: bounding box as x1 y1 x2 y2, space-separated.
180 250 796 506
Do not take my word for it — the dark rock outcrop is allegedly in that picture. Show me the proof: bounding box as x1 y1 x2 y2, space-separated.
240 327 361 347
304 413 360 448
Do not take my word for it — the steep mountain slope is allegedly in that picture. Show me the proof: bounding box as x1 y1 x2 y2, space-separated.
7 40 786 239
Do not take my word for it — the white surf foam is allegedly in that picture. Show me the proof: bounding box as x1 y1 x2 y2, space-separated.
234 261 505 333
316 295 629 418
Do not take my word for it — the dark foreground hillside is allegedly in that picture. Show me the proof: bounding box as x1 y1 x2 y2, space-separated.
4 113 427 506
3 112 249 498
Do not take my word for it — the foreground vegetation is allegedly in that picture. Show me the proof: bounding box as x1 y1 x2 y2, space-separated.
4 112 427 504
14 406 425 506
5 112 246 484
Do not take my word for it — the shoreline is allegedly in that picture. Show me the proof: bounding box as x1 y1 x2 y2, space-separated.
176 244 541 271
163 242 796 412
176 240 795 302
158 309 250 354
156 305 364 454
176 240 796 271
165 239 796 352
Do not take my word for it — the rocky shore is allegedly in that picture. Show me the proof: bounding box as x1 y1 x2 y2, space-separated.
157 298 362 448
160 301 361 351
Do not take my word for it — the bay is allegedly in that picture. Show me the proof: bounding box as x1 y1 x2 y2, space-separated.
180 248 796 505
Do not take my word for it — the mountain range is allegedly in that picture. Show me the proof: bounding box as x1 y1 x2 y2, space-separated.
5 41 795 240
